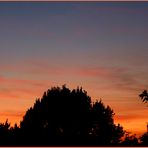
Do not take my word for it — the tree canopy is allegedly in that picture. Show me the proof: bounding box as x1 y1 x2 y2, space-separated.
18 85 124 146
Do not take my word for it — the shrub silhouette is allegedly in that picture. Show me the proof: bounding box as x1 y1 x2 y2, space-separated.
121 132 139 146
18 85 124 146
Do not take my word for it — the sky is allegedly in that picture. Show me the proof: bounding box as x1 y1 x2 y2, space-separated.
0 1 148 136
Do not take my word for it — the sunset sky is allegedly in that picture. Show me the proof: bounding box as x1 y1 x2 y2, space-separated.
0 1 148 136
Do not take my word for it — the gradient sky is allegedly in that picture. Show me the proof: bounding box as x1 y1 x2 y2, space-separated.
0 1 148 136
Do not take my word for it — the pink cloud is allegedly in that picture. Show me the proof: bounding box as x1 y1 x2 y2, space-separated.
0 75 47 87
78 66 144 92
79 66 132 83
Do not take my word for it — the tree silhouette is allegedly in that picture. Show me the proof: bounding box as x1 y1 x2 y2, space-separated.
18 85 124 146
0 119 11 145
121 132 139 146
89 100 124 145
139 90 148 145
139 90 148 103
140 132 148 145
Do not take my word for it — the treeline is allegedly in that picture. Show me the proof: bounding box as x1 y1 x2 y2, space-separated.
0 85 147 146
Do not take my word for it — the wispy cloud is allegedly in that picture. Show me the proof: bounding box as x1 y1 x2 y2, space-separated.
79 66 141 91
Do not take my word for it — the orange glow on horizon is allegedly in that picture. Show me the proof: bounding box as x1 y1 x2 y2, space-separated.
0 86 147 137
0 65 147 135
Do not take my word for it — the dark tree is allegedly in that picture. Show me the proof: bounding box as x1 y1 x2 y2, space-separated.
140 132 148 145
19 85 92 145
121 132 139 146
90 100 124 145
0 119 11 145
139 90 148 103
139 90 148 145
18 85 124 146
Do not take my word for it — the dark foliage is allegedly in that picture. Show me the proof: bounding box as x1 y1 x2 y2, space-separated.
139 90 148 103
18 85 124 146
0 85 125 146
140 132 148 146
0 120 11 145
121 132 139 146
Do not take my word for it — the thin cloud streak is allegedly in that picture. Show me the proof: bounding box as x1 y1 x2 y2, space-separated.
78 66 142 91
